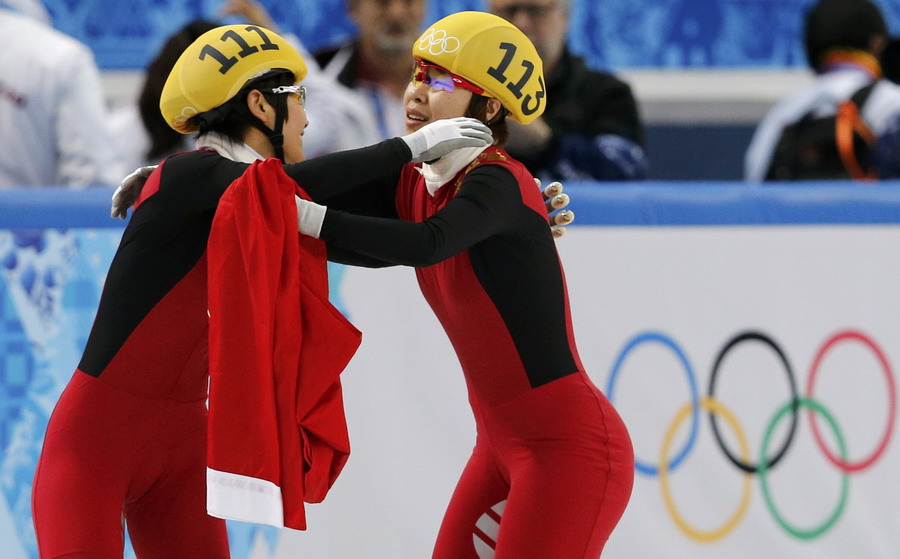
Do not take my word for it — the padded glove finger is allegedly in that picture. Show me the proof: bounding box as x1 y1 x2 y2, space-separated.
111 165 156 219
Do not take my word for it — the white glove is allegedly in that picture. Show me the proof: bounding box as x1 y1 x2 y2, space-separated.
111 165 156 219
401 117 493 162
295 196 327 238
536 178 574 239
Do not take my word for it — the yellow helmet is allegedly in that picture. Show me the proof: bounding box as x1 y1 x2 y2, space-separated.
160 24 308 134
412 11 546 124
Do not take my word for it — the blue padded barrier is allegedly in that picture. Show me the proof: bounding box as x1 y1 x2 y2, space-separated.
0 188 127 230
562 182 900 226
3 182 899 230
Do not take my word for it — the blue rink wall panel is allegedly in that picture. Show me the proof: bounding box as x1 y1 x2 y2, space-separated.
3 182 900 229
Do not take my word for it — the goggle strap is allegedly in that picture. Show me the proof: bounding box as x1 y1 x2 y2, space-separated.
269 92 287 163
245 92 287 164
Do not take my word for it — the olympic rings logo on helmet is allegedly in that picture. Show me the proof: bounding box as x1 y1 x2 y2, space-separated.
418 28 461 56
173 107 199 130
411 11 546 124
606 329 896 542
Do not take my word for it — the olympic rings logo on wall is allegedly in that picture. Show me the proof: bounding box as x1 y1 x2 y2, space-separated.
606 329 896 542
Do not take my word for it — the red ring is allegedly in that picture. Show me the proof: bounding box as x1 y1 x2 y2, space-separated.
806 330 896 472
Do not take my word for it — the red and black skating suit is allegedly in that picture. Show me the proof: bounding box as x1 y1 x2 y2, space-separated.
31 139 410 559
320 146 635 558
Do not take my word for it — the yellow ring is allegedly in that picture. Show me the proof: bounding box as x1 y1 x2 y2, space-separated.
659 396 753 543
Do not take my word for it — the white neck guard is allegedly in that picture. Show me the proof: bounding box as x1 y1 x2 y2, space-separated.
419 145 489 196
195 132 267 163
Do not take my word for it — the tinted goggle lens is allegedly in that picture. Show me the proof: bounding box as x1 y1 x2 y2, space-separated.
412 61 484 95
413 65 456 93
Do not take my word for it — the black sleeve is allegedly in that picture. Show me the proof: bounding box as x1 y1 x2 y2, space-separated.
314 169 401 219
284 138 408 206
318 165 521 267
325 245 397 268
160 138 408 217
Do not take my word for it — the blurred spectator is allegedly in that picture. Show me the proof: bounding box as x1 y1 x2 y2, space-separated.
222 0 385 156
313 0 425 146
108 20 218 171
487 0 647 181
745 0 900 181
0 7 122 187
877 36 900 177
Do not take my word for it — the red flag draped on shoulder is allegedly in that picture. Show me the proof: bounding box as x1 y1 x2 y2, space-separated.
206 158 361 530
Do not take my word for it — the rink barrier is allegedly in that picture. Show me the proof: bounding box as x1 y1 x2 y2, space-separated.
3 181 900 229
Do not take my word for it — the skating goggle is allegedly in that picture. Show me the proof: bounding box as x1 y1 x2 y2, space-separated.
412 60 485 95
270 85 307 106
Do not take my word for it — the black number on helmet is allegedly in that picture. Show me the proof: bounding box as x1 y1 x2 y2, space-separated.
245 26 279 51
487 42 517 84
198 26 281 75
221 29 260 58
507 59 534 100
488 42 539 104
521 76 546 116
199 45 239 75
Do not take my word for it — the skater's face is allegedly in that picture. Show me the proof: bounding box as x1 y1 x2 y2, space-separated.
403 60 501 134
278 85 309 164
246 84 310 163
403 62 475 133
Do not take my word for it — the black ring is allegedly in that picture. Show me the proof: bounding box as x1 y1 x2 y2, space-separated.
708 331 799 474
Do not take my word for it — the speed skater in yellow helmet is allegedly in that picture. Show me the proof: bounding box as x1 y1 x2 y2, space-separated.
411 11 546 124
159 24 308 161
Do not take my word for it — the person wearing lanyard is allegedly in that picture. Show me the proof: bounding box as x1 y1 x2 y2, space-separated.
745 0 900 181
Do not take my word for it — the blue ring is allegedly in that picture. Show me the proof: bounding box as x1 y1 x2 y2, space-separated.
606 331 700 476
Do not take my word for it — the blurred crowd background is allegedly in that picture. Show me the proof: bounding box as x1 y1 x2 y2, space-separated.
4 0 900 182
35 0 886 69
2 4 900 558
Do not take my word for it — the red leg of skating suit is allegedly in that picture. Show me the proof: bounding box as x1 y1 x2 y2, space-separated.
32 371 230 559
433 373 634 559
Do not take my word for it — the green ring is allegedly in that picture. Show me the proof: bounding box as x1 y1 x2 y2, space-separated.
758 397 850 539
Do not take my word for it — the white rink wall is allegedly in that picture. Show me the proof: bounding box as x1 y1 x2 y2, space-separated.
1 185 899 558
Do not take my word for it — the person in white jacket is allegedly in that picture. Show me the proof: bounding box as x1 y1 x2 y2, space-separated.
0 7 123 188
745 0 900 181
